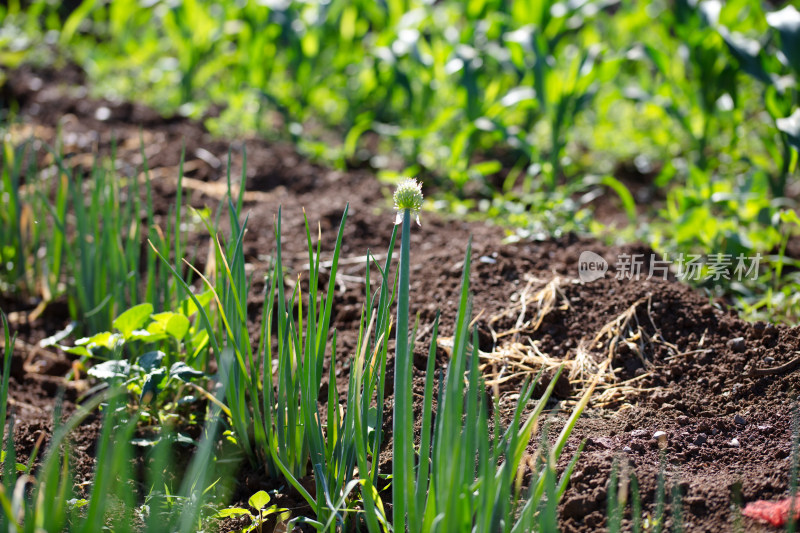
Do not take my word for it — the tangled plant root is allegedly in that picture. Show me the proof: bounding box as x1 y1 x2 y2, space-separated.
477 281 675 408
489 275 571 339
478 339 571 387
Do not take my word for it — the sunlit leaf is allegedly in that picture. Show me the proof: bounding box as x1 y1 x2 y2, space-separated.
87 360 130 380
776 109 800 150
719 28 770 84
767 5 800 73
248 490 271 510
75 331 122 350
213 508 251 519
166 313 190 340
169 362 205 382
113 303 154 338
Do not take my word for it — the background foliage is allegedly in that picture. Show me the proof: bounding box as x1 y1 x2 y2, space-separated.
1 0 799 321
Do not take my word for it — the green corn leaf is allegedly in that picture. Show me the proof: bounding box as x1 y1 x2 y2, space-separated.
599 175 637 224
719 28 770 84
776 109 800 151
767 6 800 74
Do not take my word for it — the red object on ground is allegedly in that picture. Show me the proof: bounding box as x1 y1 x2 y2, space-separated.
743 496 800 527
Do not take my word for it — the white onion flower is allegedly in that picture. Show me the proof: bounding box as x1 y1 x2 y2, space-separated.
393 178 423 226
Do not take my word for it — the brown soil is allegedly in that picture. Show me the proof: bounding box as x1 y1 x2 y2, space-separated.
1 65 798 532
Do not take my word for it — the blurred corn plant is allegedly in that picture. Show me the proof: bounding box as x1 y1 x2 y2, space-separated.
624 0 743 176
715 1 800 197
3 0 797 244
32 0 624 192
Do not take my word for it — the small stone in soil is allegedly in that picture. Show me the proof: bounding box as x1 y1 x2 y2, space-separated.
631 429 649 438
653 431 668 449
727 337 746 353
729 438 740 447
734 414 747 425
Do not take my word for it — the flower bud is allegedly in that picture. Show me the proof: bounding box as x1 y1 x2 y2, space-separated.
393 178 423 225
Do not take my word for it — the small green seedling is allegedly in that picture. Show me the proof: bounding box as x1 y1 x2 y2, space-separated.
62 295 214 406
213 490 290 533
87 353 205 407
65 296 211 364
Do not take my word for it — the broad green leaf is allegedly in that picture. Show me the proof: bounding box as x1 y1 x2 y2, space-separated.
265 506 290 520
169 362 205 382
138 351 165 372
87 360 130 380
141 367 167 404
248 490 270 510
780 209 800 227
129 330 166 343
66 498 89 510
180 290 213 317
149 312 174 334
75 331 122 350
166 313 190 340
63 345 91 357
213 508 251 519
113 303 154 338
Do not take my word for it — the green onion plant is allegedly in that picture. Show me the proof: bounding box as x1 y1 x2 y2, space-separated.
387 178 591 532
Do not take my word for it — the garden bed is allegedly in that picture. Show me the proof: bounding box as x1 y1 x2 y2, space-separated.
2 67 798 532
